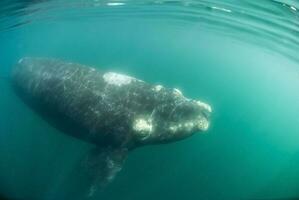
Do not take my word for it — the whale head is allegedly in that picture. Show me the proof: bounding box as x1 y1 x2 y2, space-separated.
132 85 212 145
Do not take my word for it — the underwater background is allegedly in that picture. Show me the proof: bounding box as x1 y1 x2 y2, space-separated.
1 0 299 199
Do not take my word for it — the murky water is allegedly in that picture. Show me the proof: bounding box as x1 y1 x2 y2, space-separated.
0 0 299 200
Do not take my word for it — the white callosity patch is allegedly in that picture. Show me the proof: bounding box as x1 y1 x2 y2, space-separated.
197 117 209 131
169 116 209 133
173 88 183 96
103 72 134 86
133 117 153 140
169 124 182 132
153 85 163 92
166 93 211 133
196 100 212 113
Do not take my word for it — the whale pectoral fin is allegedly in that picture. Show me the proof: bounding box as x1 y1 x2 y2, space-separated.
82 147 128 197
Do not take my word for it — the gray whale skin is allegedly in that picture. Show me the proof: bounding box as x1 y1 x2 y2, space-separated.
12 57 212 195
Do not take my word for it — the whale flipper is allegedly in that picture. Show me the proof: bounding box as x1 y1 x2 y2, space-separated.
82 147 128 196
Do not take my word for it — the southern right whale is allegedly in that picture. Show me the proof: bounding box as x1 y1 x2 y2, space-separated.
12 57 212 195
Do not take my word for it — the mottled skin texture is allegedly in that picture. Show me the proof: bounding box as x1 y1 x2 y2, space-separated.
13 57 211 149
12 57 212 193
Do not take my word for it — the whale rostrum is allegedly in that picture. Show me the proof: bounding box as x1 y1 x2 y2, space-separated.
12 57 212 195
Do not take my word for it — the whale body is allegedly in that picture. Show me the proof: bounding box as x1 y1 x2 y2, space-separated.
12 57 212 194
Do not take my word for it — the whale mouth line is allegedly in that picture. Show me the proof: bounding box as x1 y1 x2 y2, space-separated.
168 115 209 133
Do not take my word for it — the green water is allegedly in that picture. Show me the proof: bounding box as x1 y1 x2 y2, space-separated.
1 0 299 199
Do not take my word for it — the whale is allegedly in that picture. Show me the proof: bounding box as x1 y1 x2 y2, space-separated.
12 57 212 195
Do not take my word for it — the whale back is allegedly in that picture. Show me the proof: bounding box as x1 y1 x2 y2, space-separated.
12 57 140 148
